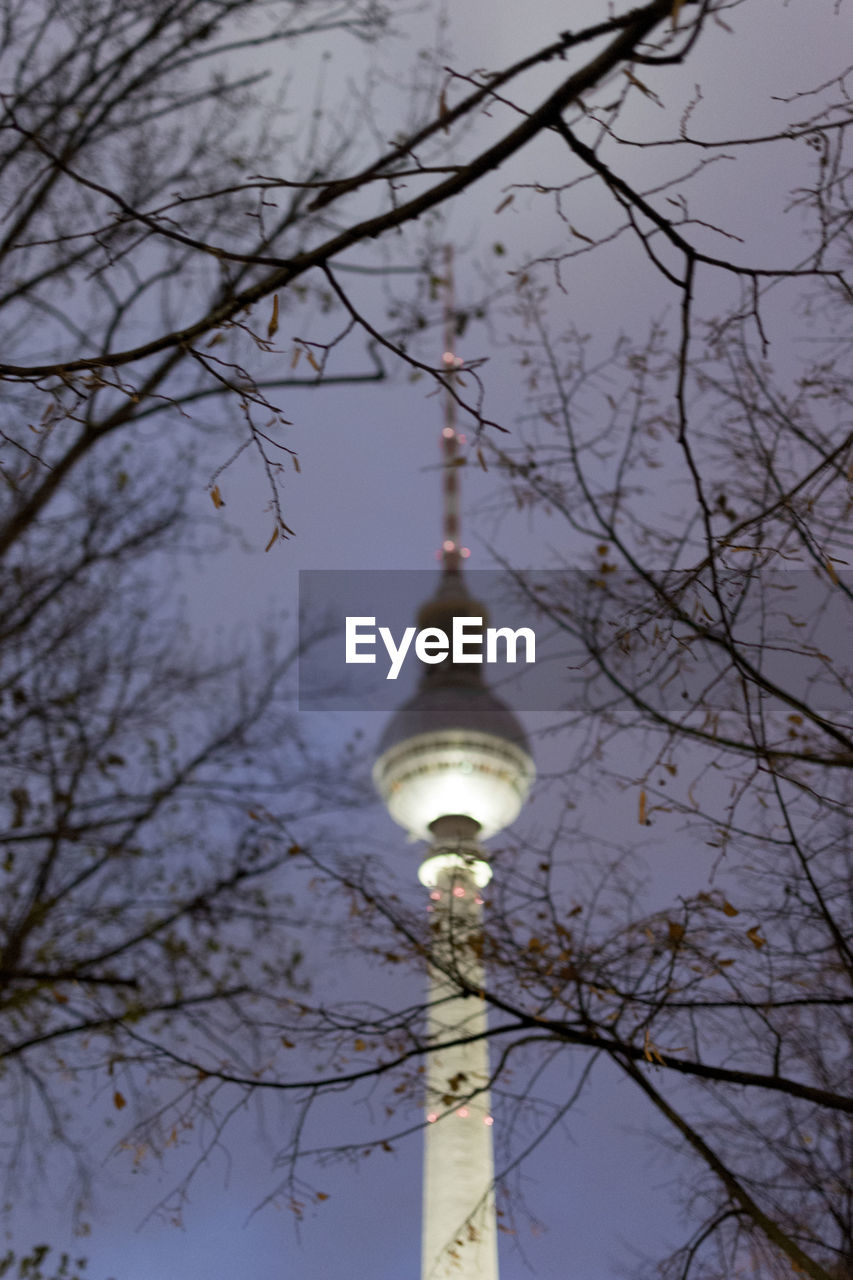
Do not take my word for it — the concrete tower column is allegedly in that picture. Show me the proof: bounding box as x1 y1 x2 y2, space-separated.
419 817 499 1280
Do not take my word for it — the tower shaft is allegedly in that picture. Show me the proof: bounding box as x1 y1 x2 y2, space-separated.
441 242 461 575
421 858 499 1280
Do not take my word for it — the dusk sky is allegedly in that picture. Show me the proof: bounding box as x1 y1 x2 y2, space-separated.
3 1 849 1277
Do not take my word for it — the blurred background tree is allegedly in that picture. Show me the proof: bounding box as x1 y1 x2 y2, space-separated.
1 1 851 1277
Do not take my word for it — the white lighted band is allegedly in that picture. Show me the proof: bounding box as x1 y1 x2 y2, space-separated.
418 852 493 889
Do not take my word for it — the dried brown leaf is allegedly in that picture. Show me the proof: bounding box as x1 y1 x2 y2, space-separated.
267 294 279 339
439 88 450 132
667 920 685 946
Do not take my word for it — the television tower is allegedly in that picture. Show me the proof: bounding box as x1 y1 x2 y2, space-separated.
373 248 535 1279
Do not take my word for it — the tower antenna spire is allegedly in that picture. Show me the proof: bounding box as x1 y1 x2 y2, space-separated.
440 244 464 576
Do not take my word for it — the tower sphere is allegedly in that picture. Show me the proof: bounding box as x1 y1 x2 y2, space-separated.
373 572 535 841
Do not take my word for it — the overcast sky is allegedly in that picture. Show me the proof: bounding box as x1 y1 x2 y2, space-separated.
11 1 850 1277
